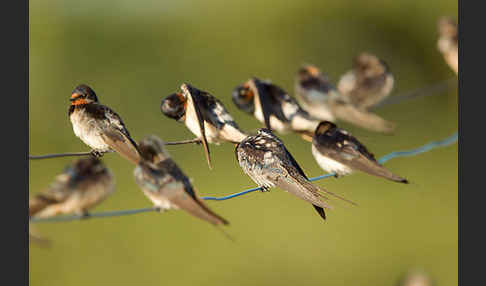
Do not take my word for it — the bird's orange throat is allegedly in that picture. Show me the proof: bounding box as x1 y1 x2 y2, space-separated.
71 98 89 106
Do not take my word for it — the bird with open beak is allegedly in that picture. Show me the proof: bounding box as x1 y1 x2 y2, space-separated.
69 84 141 164
295 64 396 133
161 83 248 169
232 77 321 141
437 17 458 75
337 52 395 110
134 135 229 226
312 121 408 183
235 128 356 221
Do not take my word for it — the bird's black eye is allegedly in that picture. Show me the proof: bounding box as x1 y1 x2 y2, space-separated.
232 85 254 114
161 93 186 120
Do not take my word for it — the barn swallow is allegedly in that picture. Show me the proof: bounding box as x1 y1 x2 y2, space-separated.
69 84 141 164
295 65 396 133
134 135 229 226
337 52 395 110
437 17 458 74
294 65 339 122
161 83 248 169
232 77 320 141
235 128 356 221
29 157 115 219
312 121 408 183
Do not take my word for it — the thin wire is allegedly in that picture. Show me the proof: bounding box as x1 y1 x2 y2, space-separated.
29 152 103 160
377 132 458 164
30 207 157 223
30 131 458 223
372 77 457 110
29 140 203 160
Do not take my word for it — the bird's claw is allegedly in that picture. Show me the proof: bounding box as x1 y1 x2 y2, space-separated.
90 150 103 158
260 186 270 192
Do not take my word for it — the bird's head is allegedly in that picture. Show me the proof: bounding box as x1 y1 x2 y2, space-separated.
354 52 389 77
161 92 187 121
70 84 99 105
232 81 255 114
137 135 169 164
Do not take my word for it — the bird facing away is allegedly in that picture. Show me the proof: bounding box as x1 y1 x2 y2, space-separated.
295 65 396 134
437 17 458 74
337 52 395 110
29 157 115 219
134 135 229 226
69 84 141 164
161 83 248 169
232 77 321 141
235 128 356 221
312 121 408 183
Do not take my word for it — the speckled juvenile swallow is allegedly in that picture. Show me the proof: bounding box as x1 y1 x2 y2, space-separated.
295 65 396 134
29 157 115 219
69 84 141 164
437 17 458 74
235 128 356 221
134 135 229 226
312 121 408 183
337 52 395 110
233 77 320 141
161 83 248 169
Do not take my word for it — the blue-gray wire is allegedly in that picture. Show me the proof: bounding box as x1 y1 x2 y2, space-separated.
30 132 458 223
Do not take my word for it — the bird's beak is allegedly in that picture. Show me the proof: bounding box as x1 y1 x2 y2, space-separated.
70 93 81 101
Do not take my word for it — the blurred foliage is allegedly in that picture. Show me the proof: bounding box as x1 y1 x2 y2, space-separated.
29 0 457 285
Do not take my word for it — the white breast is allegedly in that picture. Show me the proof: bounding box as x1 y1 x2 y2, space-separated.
70 109 111 151
253 95 289 133
184 99 221 143
299 100 335 122
145 192 176 211
311 144 352 176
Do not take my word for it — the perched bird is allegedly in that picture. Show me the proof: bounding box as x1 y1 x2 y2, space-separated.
161 83 248 169
337 52 395 110
235 128 355 221
69 84 141 164
232 77 320 141
311 121 408 183
134 135 229 226
295 65 396 133
29 157 115 219
294 65 339 122
437 17 458 74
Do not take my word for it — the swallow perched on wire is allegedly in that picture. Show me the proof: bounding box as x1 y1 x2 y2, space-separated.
233 77 320 141
437 17 458 74
295 65 396 133
235 128 356 221
29 157 115 219
337 52 395 110
69 84 141 164
161 83 248 169
294 65 339 122
134 135 229 226
312 121 408 183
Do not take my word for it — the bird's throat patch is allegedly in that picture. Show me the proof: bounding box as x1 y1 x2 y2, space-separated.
71 98 88 106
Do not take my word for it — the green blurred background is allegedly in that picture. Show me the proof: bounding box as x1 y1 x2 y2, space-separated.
29 0 458 285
